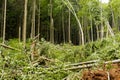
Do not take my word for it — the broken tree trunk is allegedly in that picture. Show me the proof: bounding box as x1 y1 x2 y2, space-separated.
0 43 21 51
65 59 120 70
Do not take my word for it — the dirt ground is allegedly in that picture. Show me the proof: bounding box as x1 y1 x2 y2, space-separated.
82 63 120 80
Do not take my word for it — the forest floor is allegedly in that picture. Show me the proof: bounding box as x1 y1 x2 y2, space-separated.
82 63 120 80
1 34 120 80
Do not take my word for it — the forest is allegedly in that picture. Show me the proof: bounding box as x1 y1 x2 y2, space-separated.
0 0 120 80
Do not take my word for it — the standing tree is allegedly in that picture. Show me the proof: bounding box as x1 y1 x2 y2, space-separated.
23 0 28 47
3 0 7 44
100 0 104 40
50 0 54 43
37 0 41 40
62 7 65 43
31 0 36 39
68 9 71 43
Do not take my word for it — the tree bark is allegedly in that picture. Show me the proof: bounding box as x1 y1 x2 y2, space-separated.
50 0 54 43
90 15 93 42
0 1 4 38
105 19 114 37
110 6 115 28
100 1 104 40
23 0 28 47
62 8 65 43
31 0 36 39
96 24 99 40
37 0 40 40
19 25 21 42
68 9 71 43
3 0 7 44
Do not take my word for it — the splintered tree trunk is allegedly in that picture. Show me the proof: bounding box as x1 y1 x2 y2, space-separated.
23 0 28 47
68 9 71 43
31 0 36 39
3 0 7 44
62 8 65 43
105 19 114 37
50 0 54 43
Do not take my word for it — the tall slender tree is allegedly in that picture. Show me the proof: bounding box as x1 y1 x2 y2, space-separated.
23 0 28 47
19 24 21 42
0 1 4 38
3 0 7 44
31 0 36 39
50 0 54 43
62 8 65 43
100 0 104 40
68 9 71 43
37 0 40 40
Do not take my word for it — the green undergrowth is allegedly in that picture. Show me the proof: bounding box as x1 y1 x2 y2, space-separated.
0 34 120 79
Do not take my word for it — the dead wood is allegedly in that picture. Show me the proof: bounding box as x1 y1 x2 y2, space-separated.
0 43 21 51
66 59 120 70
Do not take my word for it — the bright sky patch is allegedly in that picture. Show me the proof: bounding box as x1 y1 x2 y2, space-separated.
101 0 109 3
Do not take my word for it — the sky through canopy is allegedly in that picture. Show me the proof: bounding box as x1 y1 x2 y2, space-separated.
101 0 109 3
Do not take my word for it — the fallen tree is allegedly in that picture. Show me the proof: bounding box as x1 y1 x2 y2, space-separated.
0 43 21 51
65 59 120 70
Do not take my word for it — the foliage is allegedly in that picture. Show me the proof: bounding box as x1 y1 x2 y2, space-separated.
1 33 120 79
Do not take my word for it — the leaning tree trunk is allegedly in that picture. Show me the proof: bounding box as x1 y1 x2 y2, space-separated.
62 0 84 45
50 0 54 43
105 19 114 37
23 0 28 48
3 0 7 44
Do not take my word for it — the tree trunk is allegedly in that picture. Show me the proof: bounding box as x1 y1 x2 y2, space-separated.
50 0 54 43
68 9 71 43
3 0 7 44
62 8 65 43
90 15 93 42
105 19 114 37
78 29 81 45
31 0 36 39
96 24 99 40
23 0 28 47
118 17 120 31
100 1 104 40
19 25 21 42
110 6 115 28
37 0 40 40
63 0 84 45
0 1 4 38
